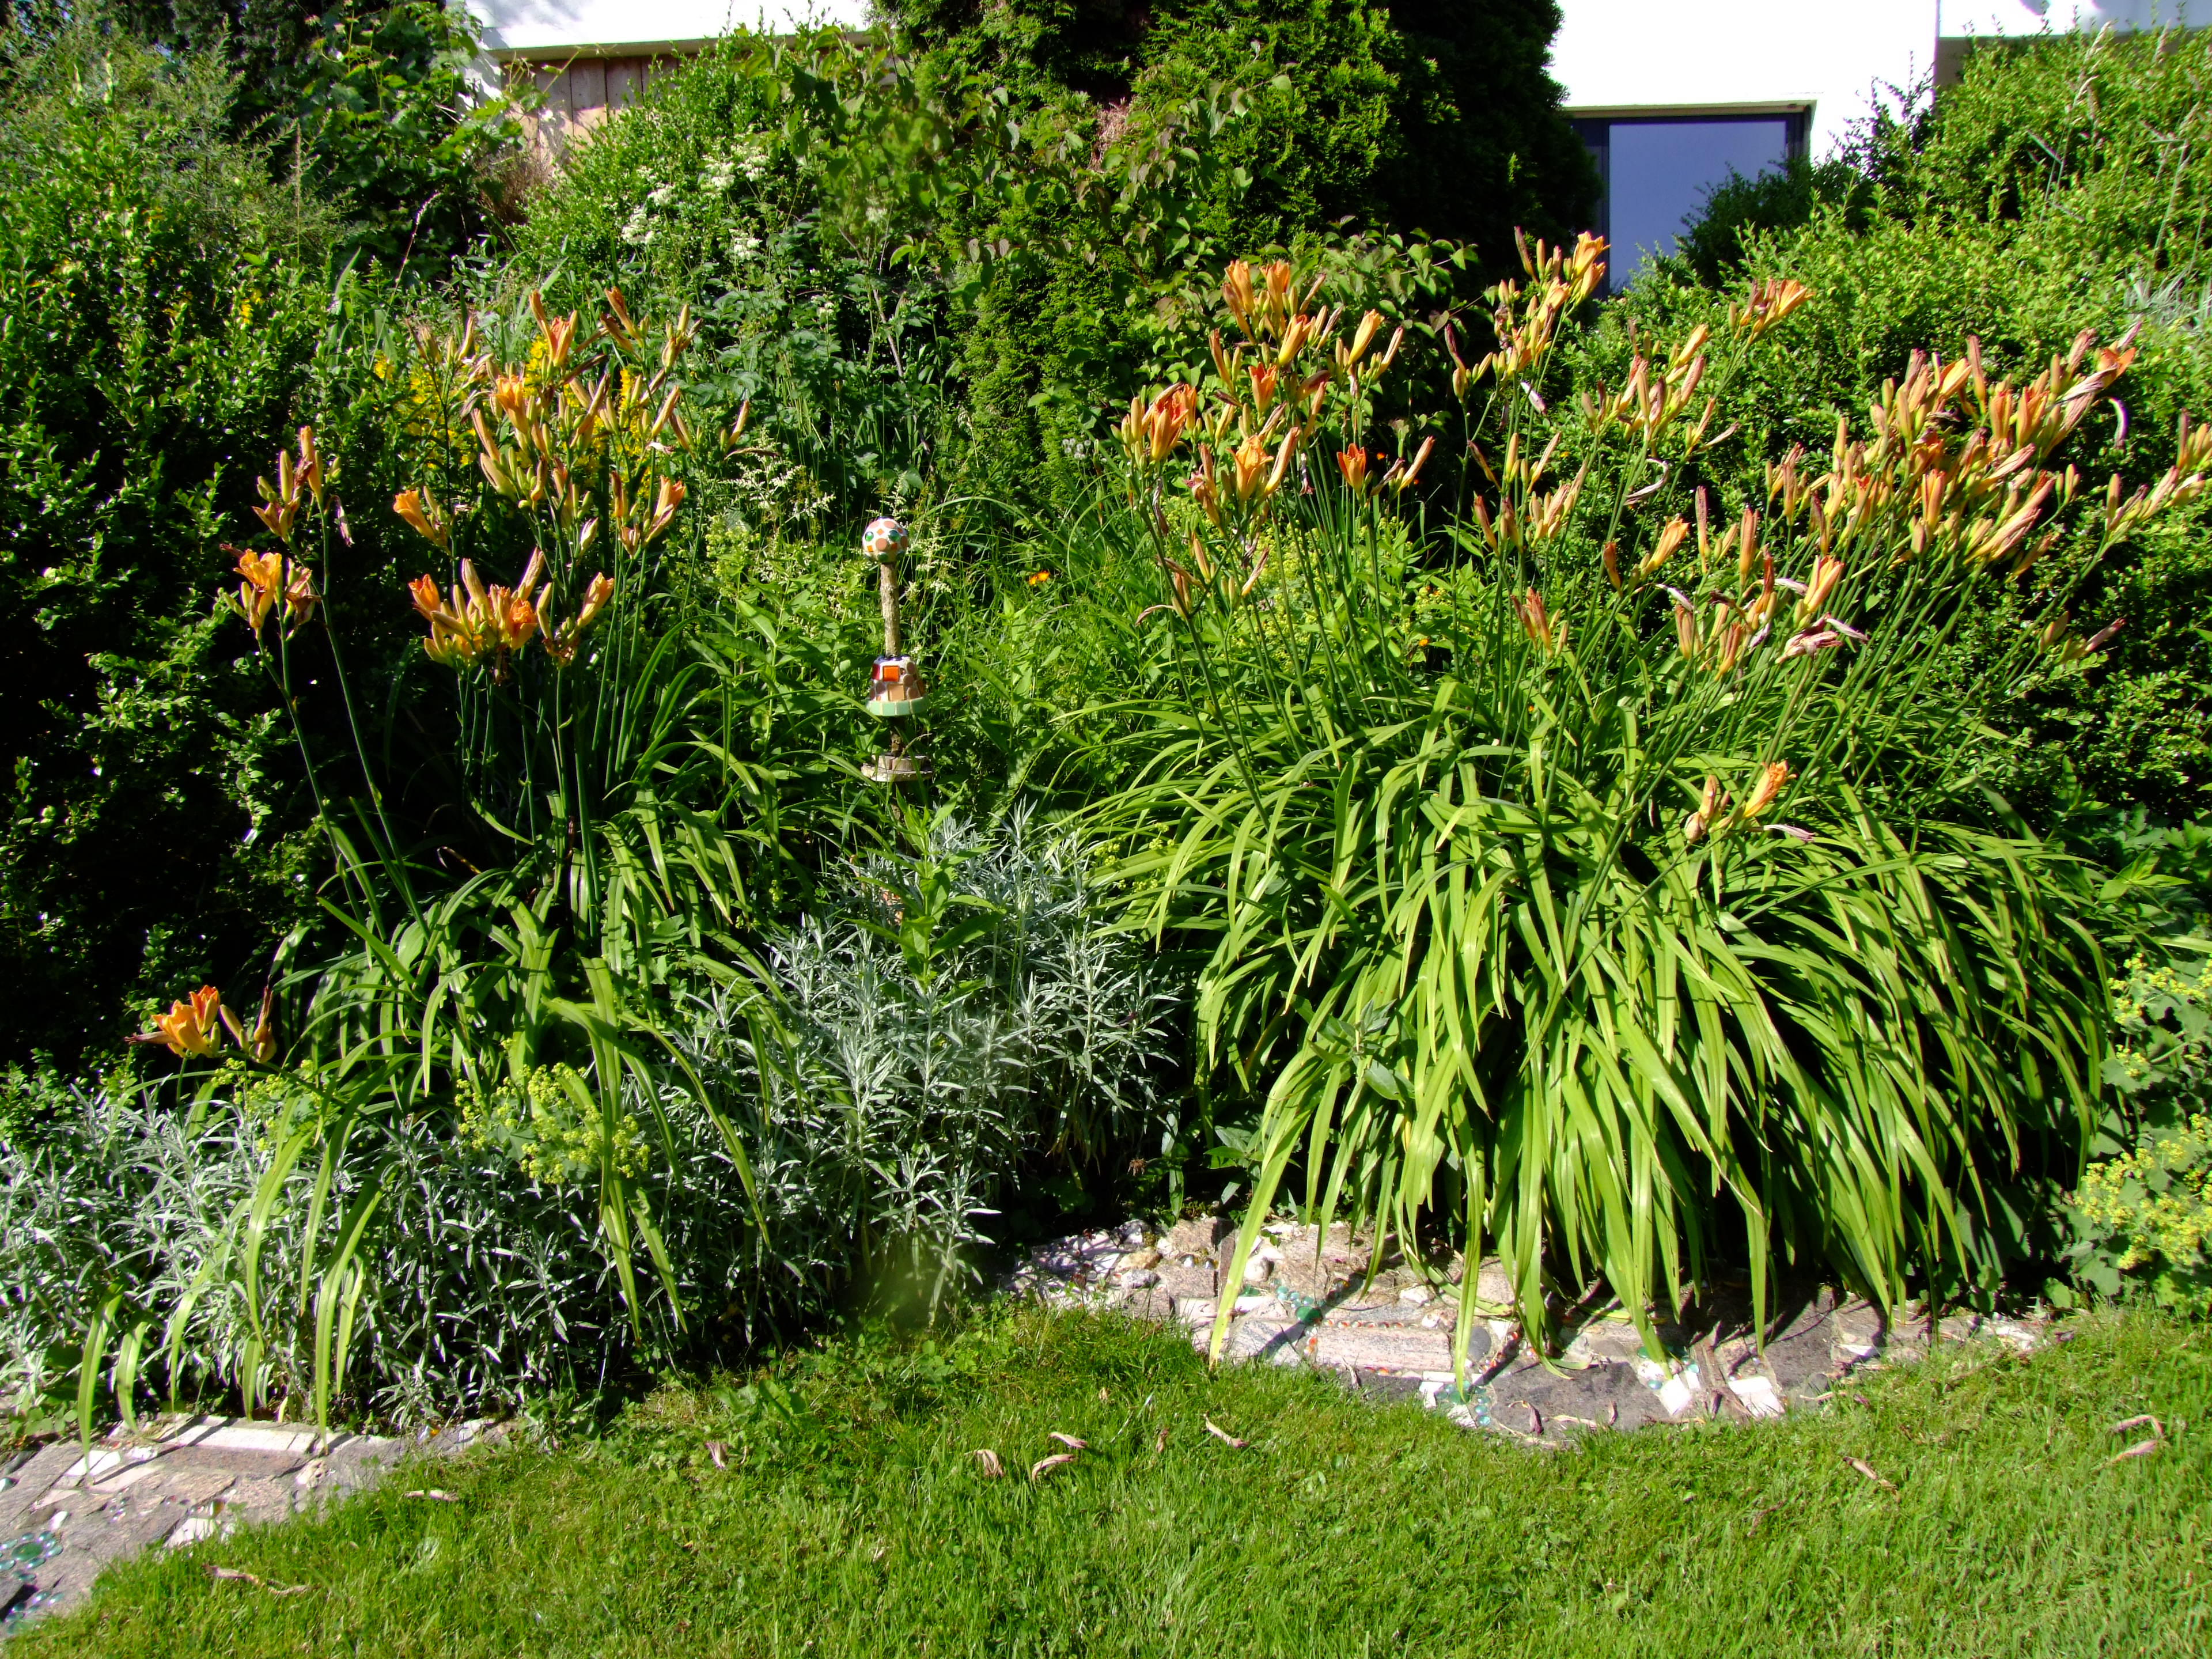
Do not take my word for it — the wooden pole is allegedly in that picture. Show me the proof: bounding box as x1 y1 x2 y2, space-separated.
879 553 899 657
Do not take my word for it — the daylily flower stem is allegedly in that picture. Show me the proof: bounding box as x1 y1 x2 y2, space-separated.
311 512 423 927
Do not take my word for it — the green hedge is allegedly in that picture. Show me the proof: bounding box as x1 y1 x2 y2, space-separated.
1600 27 2212 826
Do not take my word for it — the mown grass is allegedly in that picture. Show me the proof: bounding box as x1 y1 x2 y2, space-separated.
21 1305 2210 1657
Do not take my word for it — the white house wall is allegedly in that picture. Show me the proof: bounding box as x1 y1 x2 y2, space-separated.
1939 0 2210 37
471 0 866 58
1547 1 1939 158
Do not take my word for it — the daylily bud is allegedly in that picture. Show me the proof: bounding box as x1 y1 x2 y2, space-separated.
1798 553 1843 623
1336 446 1370 499
393 488 452 550
1392 435 1435 495
1741 761 1793 818
574 573 615 630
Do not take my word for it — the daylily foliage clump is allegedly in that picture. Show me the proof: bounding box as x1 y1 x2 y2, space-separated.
1097 234 2205 1375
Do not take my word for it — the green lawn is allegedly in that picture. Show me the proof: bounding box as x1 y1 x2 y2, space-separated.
23 1306 2210 1657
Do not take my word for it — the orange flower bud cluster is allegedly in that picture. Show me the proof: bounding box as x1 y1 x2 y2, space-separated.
1747 325 2197 581
2105 412 2212 543
1453 232 1605 396
226 546 319 641
1683 763 1793 846
544 574 616 667
251 427 330 544
1467 431 1586 554
408 552 586 678
1516 588 1566 656
1580 324 1734 458
1119 384 1199 469
1728 278 1811 339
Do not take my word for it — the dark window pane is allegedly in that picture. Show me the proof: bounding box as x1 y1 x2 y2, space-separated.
1606 116 1793 285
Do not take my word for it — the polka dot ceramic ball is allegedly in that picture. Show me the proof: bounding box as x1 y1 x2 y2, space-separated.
862 517 909 560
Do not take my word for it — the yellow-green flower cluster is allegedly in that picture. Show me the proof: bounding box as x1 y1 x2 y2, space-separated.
2071 1113 2212 1271
461 1065 651 1187
2109 953 2212 1030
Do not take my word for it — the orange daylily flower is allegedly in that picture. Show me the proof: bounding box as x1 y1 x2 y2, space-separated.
131 984 228 1057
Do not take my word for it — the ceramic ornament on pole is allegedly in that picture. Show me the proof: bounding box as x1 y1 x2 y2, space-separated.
860 516 926 784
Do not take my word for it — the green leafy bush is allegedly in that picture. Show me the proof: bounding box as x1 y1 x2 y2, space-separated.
0 26 332 1070
104 0 520 267
1617 28 2212 823
2063 955 2212 1309
502 9 1585 528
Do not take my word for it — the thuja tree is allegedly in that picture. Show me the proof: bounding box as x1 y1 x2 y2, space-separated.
887 0 1598 507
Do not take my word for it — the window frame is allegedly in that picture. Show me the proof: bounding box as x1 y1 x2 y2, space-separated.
1570 106 1811 290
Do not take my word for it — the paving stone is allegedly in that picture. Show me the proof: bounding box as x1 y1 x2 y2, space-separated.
167 1421 328 1459
47 1449 131 1490
1759 1298 1840 1392
219 1476 301 1523
145 1444 306 1480
1219 1317 1307 1366
1120 1286 1176 1322
1558 1319 1649 1366
1158 1216 1227 1259
1304 1324 1464 1374
146 1468 240 1509
316 1439 403 1494
1351 1369 1429 1403
82 1461 171 1499
0 1445 82 1535
4 1415 450 1634
1317 1300 1433 1328
1490 1358 1671 1434
1155 1262 1215 1304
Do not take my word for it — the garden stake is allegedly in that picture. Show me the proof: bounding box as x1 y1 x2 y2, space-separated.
860 517 926 783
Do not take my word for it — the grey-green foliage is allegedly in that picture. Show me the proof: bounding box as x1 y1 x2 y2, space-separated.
680 813 1179 1307
0 1078 764 1427
0 819 1172 1427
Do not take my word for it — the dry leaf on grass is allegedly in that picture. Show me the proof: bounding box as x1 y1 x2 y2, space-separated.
1029 1453 1078 1482
1843 1456 1896 1491
403 1489 460 1502
207 1565 309 1596
1048 1432 1087 1450
1203 1418 1248 1449
1153 1423 1168 1455
971 1449 1005 1478
704 1441 728 1471
2104 1413 2166 1464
